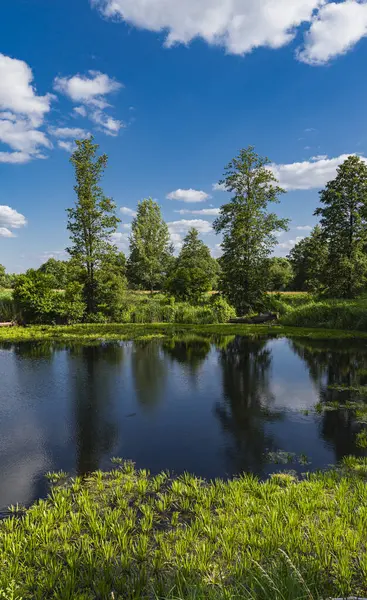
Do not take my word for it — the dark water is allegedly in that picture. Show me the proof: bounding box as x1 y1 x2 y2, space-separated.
0 334 367 511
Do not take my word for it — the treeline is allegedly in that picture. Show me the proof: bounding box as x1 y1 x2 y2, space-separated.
2 141 367 324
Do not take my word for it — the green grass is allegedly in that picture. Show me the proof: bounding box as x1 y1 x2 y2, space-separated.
1 459 367 600
1 322 367 343
281 297 367 332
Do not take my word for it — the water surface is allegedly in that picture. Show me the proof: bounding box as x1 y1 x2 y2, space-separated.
0 334 366 511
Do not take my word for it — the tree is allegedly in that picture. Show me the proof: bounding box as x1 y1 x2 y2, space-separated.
67 138 120 314
127 198 173 292
38 258 68 288
267 257 293 291
213 146 289 314
315 155 367 298
166 228 217 301
287 226 327 292
0 264 6 288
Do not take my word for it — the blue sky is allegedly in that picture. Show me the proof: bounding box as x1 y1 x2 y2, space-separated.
1 0 367 272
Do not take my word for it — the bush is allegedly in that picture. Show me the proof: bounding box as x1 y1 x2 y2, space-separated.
209 295 237 323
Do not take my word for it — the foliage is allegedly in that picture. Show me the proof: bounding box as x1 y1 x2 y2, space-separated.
1 461 367 599
281 297 367 332
214 146 289 315
315 155 367 298
0 264 17 289
167 228 218 301
13 271 86 325
13 271 61 324
287 226 328 292
38 258 69 288
267 257 293 291
127 198 173 292
67 138 120 314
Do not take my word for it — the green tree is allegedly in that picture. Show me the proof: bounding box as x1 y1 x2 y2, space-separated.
127 198 173 292
213 146 289 314
38 258 68 288
287 226 327 292
167 228 217 301
0 264 6 288
267 257 293 291
315 155 367 298
67 138 120 314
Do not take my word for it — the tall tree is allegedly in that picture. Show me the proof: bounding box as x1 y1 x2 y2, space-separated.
315 155 367 298
127 198 173 292
67 138 120 314
38 258 68 288
213 146 289 314
287 225 327 292
167 228 218 301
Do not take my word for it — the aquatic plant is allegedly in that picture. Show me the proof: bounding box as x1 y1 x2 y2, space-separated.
0 460 367 599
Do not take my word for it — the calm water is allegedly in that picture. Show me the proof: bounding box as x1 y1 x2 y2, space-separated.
0 334 367 511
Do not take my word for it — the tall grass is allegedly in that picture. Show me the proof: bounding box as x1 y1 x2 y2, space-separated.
281 298 367 332
1 459 367 599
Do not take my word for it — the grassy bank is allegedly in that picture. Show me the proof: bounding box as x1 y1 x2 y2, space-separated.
0 322 367 343
280 297 367 332
1 459 367 600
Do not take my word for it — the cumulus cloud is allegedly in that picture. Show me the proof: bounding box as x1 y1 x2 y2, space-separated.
295 225 312 231
120 206 137 217
270 153 367 190
57 140 75 153
299 0 367 65
0 227 15 238
92 0 323 55
54 70 124 137
0 54 53 127
90 109 124 136
212 182 228 192
49 126 89 138
0 55 54 162
110 231 130 252
73 106 88 117
278 236 305 251
0 205 27 238
174 208 220 216
166 189 210 203
54 71 122 105
167 219 213 234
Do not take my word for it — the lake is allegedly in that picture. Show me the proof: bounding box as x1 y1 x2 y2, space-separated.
0 333 367 512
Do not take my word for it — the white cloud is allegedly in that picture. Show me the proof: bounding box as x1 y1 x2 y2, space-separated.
278 236 305 251
166 189 210 203
54 70 123 137
167 219 213 234
212 182 227 192
54 71 122 105
299 0 367 65
49 127 89 138
110 231 130 252
0 205 27 238
120 206 137 217
0 151 32 164
0 227 15 238
174 208 220 216
295 225 312 231
0 54 53 127
0 117 51 155
57 140 75 153
270 153 367 190
92 0 323 56
73 106 87 117
90 110 124 136
0 205 27 229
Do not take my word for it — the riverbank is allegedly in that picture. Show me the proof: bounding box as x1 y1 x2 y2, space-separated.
1 459 367 599
0 322 366 343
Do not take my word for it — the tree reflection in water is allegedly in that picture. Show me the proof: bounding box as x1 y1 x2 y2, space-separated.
290 338 367 461
131 341 167 411
215 335 284 475
68 343 122 474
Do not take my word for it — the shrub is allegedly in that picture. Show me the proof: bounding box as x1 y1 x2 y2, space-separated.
13 271 60 324
209 295 236 323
